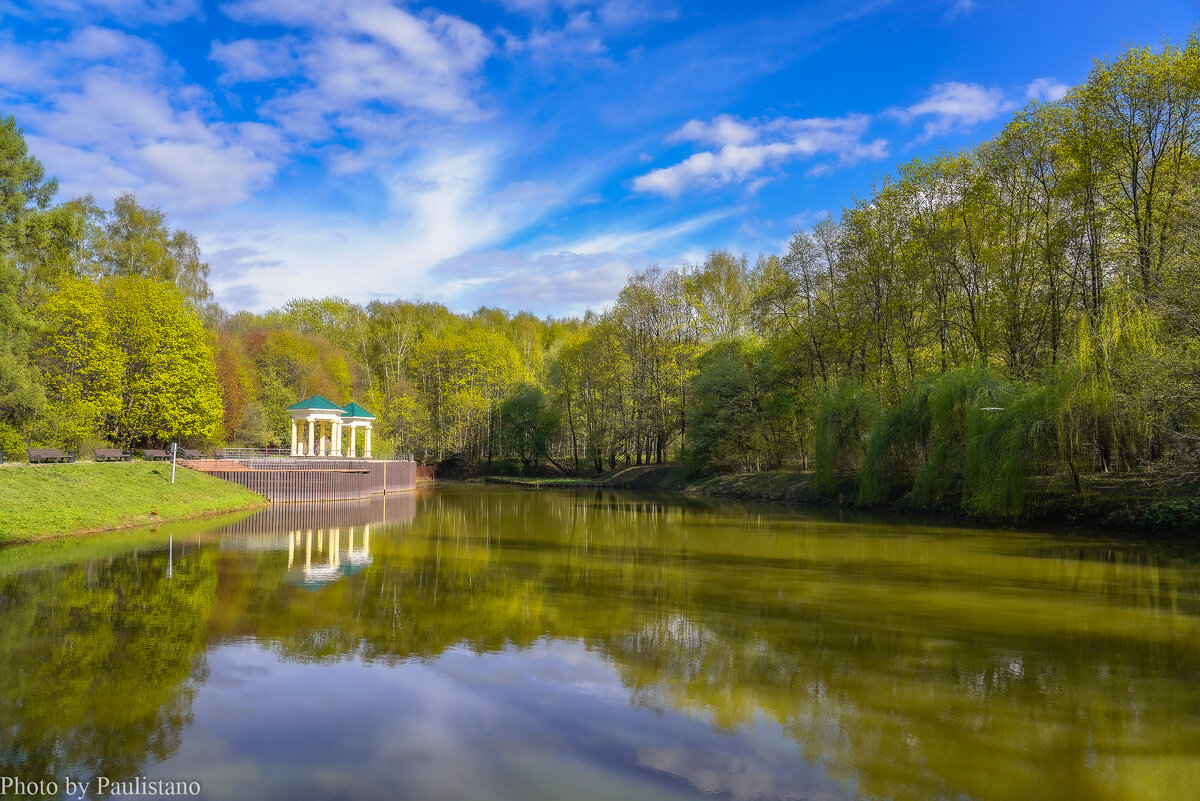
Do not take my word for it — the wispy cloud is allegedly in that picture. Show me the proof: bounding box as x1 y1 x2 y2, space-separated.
0 28 283 212
215 0 493 157
1026 77 1070 102
561 208 738 254
948 0 977 18
2 0 200 25
633 114 887 197
892 81 1012 140
496 0 677 66
431 249 634 316
201 143 578 312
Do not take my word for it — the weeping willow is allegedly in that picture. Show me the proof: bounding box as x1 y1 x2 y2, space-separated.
965 291 1165 515
857 366 1010 506
853 290 1167 517
813 382 878 493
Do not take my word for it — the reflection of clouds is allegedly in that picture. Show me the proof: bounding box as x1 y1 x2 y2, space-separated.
638 746 841 801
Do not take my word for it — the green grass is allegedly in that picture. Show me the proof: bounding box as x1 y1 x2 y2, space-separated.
0 462 266 543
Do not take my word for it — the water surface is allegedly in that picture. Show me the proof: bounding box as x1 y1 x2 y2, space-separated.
1 485 1198 800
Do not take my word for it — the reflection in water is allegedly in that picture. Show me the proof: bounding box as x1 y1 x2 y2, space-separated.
213 494 415 587
214 492 417 535
0 485 1198 800
0 545 216 790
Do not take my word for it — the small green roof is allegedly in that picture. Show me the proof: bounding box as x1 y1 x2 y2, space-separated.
341 402 376 419
286 395 344 413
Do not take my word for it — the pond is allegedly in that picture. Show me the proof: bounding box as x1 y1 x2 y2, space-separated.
1 485 1198 801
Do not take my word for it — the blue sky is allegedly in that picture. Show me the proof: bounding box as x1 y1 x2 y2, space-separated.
1 0 1197 316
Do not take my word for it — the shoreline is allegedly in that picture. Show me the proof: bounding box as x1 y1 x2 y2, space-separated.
0 462 268 545
476 466 1199 537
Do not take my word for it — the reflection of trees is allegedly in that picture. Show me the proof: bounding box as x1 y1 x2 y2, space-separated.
12 489 1190 800
0 547 217 792
206 487 1200 801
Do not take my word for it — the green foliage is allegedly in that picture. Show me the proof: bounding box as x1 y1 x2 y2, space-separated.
30 277 122 448
0 421 23 458
4 32 1200 515
498 383 559 468
234 401 273 446
857 366 1015 510
92 192 212 305
105 277 223 445
0 114 57 257
1130 498 1200 532
912 366 1009 507
686 337 804 472
0 257 43 428
410 323 519 461
686 340 759 471
814 383 878 493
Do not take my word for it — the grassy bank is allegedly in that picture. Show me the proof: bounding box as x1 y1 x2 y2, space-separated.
0 462 266 543
482 466 1200 535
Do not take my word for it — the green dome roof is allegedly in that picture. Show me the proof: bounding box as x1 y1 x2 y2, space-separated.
341 402 376 419
286 395 344 412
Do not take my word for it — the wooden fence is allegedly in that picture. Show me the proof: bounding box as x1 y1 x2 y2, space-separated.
185 458 417 503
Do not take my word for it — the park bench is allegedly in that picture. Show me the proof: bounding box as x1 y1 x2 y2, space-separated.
180 448 205 459
142 449 171 461
94 449 132 462
28 449 75 463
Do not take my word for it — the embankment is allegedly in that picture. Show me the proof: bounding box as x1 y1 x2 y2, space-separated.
0 462 266 543
484 466 1200 535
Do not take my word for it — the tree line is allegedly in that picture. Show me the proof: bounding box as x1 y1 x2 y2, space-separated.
2 37 1199 515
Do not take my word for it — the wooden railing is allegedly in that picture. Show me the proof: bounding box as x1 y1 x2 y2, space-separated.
215 447 292 458
187 458 417 502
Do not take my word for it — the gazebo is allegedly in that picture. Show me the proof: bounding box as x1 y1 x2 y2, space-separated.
286 396 376 458
340 402 376 458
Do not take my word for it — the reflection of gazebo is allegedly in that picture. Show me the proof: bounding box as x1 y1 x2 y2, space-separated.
286 526 374 587
287 396 375 458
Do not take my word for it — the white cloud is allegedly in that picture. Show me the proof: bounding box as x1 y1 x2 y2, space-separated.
1026 77 1070 103
430 250 634 316
0 31 284 212
555 208 736 255
948 0 977 17
209 38 300 84
633 114 887 197
893 81 1012 140
3 0 200 25
669 114 758 148
201 145 576 311
497 0 676 66
493 0 675 26
215 0 493 149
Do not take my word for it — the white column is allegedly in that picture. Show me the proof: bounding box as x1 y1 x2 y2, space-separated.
334 420 342 456
307 419 315 456
365 425 372 459
291 420 298 456
348 424 356 457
